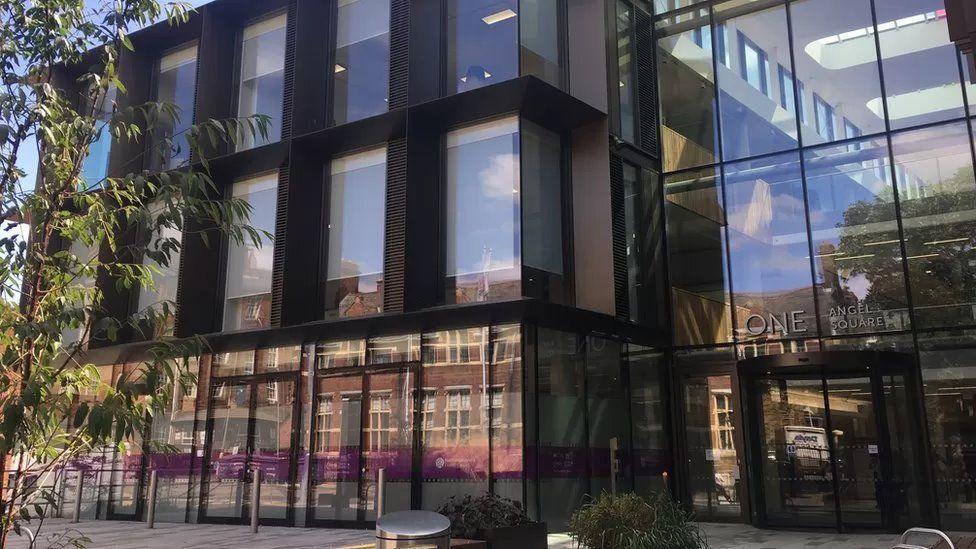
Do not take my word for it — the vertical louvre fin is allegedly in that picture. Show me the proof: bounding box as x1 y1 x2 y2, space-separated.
388 0 410 110
281 0 298 139
383 138 408 313
270 165 290 327
610 151 629 320
634 7 659 156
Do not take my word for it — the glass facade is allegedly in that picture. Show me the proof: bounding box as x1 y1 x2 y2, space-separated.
325 147 387 318
137 202 183 337
64 323 667 532
333 0 390 125
151 44 197 171
222 173 278 331
237 13 287 150
659 0 976 346
79 83 116 188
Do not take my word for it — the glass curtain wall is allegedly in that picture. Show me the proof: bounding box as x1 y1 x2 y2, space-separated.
151 44 197 171
325 147 387 318
222 172 278 331
237 13 287 151
79 83 116 187
659 0 976 345
333 0 390 124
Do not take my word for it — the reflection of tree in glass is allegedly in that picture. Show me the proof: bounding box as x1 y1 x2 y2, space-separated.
836 165 976 326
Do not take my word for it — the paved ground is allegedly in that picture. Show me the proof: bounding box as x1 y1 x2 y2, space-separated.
5 518 971 548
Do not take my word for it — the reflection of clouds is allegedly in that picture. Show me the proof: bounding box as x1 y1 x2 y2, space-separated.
842 273 871 301
479 153 518 199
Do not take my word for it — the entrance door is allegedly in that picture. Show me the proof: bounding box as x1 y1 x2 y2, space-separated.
308 366 415 527
200 374 299 525
744 351 925 531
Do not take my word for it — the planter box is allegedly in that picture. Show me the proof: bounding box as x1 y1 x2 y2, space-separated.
478 522 548 549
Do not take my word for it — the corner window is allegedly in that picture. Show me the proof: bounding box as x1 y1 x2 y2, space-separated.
151 44 197 171
223 172 278 331
325 146 387 318
237 13 287 151
333 0 390 124
447 0 518 94
444 116 565 304
445 117 521 303
616 0 637 144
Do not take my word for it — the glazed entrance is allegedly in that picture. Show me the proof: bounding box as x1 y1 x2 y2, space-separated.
743 352 926 532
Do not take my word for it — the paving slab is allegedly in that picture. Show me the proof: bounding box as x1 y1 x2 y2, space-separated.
6 519 975 549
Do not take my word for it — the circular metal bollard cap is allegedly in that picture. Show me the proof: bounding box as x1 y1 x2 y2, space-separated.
375 511 451 540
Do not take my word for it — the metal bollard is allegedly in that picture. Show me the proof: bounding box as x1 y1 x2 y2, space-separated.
71 471 83 523
250 468 261 534
376 468 386 518
146 471 158 529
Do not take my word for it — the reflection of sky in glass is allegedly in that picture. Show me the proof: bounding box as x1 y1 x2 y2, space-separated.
328 148 386 281
445 117 520 278
238 15 286 149
334 0 390 124
447 0 518 94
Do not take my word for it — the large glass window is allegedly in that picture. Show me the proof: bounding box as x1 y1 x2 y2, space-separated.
325 146 386 318
333 0 390 124
715 2 798 161
724 152 817 343
137 202 183 337
520 120 565 302
445 116 520 303
222 172 278 331
789 0 885 146
657 9 719 172
665 167 733 345
626 345 669 497
151 44 197 171
803 138 912 335
447 0 518 94
237 13 286 150
891 121 976 328
875 0 966 131
918 330 976 531
420 328 490 509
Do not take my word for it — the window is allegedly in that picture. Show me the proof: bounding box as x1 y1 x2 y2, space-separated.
237 13 287 151
739 32 768 95
222 172 277 331
445 388 472 444
315 339 365 369
447 0 518 94
715 23 729 68
368 392 391 450
778 65 795 113
79 84 116 188
843 119 862 151
421 389 436 447
713 391 734 450
151 44 197 171
616 0 636 143
266 382 278 404
333 0 390 124
325 147 386 318
136 202 182 337
444 116 520 303
520 0 561 86
314 398 333 453
814 94 835 141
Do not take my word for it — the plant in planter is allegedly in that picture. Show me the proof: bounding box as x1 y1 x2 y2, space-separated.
568 492 707 549
436 493 547 548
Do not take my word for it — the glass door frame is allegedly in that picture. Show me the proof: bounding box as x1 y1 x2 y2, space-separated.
305 361 421 529
673 363 752 524
198 371 302 526
739 350 924 532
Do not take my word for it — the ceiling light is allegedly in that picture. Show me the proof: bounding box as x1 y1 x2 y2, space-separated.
907 253 939 260
924 237 969 245
833 254 876 262
815 252 846 258
864 239 901 247
483 9 517 25
334 64 346 73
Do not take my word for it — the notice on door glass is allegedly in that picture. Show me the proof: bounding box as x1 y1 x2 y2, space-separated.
868 444 879 455
705 449 715 461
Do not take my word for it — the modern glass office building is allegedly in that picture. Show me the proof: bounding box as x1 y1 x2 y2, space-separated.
53 0 976 535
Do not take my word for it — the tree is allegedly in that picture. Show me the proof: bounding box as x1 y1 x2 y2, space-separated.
0 1 269 546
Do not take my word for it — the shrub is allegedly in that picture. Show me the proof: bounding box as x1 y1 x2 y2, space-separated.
436 492 531 539
568 492 707 549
